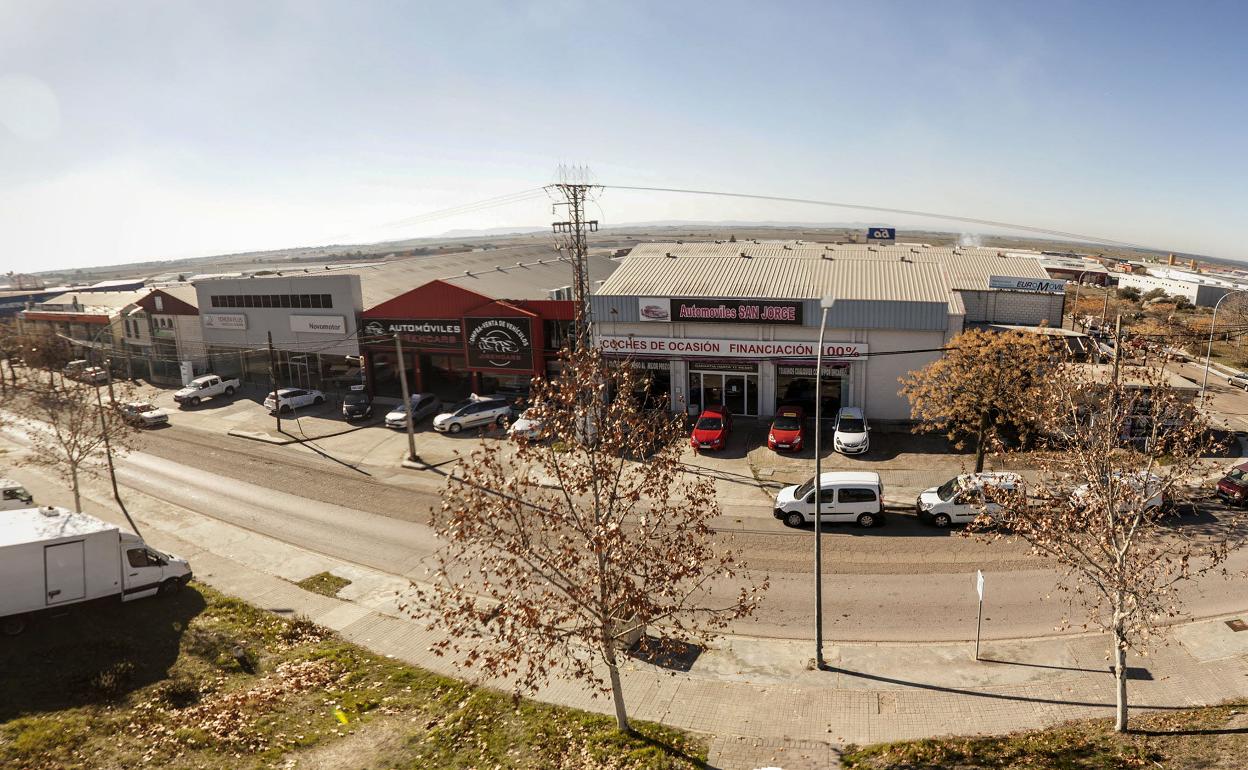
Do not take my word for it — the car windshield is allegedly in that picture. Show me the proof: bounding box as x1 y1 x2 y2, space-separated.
1228 468 1247 481
696 416 723 431
936 478 959 502
795 479 815 498
838 418 866 433
134 404 156 412
773 415 801 431
345 393 369 405
448 400 473 413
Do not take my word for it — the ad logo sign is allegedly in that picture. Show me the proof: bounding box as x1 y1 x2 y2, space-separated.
465 317 533 369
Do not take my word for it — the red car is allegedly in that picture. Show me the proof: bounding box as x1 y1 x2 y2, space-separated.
1216 462 1248 506
768 406 804 452
690 405 732 451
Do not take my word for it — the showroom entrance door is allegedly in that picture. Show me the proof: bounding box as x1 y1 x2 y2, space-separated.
688 364 758 416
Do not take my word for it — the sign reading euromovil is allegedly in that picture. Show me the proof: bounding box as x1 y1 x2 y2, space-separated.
988 275 1068 294
597 335 867 360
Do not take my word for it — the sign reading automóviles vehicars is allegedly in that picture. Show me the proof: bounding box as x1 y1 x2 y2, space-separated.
363 318 462 348
202 313 247 330
597 335 866 360
289 315 347 334
640 297 803 325
988 275 1068 294
464 317 533 369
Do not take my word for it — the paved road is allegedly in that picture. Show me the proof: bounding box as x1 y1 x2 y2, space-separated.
7 418 1248 642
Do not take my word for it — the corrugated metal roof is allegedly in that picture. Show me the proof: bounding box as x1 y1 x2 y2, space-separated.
271 245 618 308
597 252 956 307
619 241 1049 291
35 290 149 311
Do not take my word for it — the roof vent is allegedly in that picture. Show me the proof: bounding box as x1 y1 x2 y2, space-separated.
463 270 473 277
911 248 920 254
665 252 676 258
821 253 834 260
783 244 792 250
40 506 59 517
516 261 524 267
868 246 877 252
740 251 751 259
676 240 683 244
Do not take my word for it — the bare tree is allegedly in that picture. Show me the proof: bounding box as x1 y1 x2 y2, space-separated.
412 346 767 733
981 362 1241 732
900 328 1056 472
18 376 136 511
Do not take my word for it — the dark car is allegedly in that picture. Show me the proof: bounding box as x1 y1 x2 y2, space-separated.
342 390 373 420
1216 462 1248 506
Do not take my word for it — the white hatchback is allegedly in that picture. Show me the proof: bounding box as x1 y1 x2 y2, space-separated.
833 407 870 455
264 387 326 414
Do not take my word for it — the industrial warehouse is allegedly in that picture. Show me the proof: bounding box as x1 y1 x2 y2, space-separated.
591 241 1066 422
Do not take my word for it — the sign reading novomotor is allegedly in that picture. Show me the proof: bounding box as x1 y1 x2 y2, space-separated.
598 335 866 360
289 315 346 334
640 298 803 325
464 317 533 369
363 319 463 348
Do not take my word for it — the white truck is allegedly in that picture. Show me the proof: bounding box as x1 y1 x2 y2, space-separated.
173 374 239 407
0 507 192 635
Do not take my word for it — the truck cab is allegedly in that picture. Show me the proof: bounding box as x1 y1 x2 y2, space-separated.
0 479 34 510
118 531 191 600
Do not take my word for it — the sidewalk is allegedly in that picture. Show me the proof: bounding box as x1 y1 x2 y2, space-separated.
28 458 1248 770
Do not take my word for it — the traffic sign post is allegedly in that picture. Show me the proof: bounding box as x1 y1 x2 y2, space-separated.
975 569 985 661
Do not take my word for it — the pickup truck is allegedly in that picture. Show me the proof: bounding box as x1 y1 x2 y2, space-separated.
173 374 239 407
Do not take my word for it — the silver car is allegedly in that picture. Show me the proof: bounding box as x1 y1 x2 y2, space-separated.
385 393 442 429
432 394 512 434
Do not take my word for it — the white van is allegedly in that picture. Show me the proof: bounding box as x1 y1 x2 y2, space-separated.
773 471 884 528
0 479 34 511
916 472 1022 528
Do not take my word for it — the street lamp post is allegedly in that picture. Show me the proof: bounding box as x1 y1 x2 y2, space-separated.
1200 289 1248 408
813 296 835 669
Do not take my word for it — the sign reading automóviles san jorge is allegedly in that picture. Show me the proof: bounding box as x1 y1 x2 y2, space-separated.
597 335 866 360
363 318 463 348
464 317 533 370
655 298 803 325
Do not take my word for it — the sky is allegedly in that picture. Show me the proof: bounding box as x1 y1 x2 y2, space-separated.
1 0 1246 273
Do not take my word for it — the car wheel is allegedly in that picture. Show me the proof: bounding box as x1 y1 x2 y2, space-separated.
495 415 507 427
785 511 805 528
449 422 462 434
1 614 26 636
189 396 200 407
857 512 878 528
314 396 324 405
157 578 182 597
280 405 292 414
224 386 235 396
933 513 951 528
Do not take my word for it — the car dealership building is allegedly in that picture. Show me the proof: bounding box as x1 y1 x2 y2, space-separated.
590 241 1063 422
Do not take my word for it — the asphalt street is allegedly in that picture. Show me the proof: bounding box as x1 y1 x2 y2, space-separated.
6 417 1247 642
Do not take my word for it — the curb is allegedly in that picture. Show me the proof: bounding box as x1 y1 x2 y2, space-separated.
226 421 374 446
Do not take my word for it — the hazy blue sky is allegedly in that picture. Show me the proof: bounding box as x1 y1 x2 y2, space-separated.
1 1 1245 272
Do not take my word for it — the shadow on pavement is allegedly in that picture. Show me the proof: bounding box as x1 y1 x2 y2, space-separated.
823 663 1176 710
628 636 703 672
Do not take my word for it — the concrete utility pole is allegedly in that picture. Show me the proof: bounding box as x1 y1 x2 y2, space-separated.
394 333 418 463
267 331 281 433
549 166 601 348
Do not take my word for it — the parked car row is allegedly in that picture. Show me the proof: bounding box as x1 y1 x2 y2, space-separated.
775 468 1179 531
693 404 871 456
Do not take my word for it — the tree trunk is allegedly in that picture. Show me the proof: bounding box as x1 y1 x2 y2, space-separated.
602 641 631 733
974 411 990 473
1113 618 1129 732
70 467 81 512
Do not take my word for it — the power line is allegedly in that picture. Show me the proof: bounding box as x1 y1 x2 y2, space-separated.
599 184 1167 252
